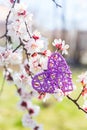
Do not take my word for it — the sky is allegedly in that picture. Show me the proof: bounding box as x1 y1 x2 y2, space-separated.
0 0 87 30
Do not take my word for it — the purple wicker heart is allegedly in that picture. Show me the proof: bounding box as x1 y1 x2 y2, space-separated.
48 52 70 73
32 52 73 94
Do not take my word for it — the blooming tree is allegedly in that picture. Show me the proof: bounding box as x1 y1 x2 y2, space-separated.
0 0 87 130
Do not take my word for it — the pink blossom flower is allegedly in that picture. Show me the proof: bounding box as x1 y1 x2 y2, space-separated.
32 30 41 41
52 39 63 50
42 50 51 57
11 3 27 18
52 39 69 55
24 38 44 54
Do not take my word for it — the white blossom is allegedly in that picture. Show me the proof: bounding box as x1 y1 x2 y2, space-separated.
13 69 32 88
22 114 37 128
53 89 64 102
8 20 27 39
52 39 69 55
62 41 69 55
29 54 48 74
11 3 27 19
8 50 23 65
0 49 22 66
78 71 87 85
24 38 44 54
17 100 29 111
52 39 63 49
28 104 40 117
17 98 40 116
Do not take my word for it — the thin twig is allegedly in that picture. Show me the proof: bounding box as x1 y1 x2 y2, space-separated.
6 1 16 31
13 44 22 52
25 22 32 38
0 75 5 96
0 34 6 39
19 37 30 60
52 0 62 8
6 1 16 46
67 95 87 114
75 89 83 102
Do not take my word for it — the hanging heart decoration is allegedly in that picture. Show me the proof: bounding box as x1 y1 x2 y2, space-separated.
32 52 73 94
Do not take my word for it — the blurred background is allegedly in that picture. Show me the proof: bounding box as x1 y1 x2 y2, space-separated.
0 0 87 130
1 0 87 65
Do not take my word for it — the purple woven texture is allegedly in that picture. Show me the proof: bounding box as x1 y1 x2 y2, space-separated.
32 52 73 93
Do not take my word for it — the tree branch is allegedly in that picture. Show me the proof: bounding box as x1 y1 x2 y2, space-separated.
5 1 16 46
0 0 16 44
67 95 87 114
0 34 6 39
17 0 20 3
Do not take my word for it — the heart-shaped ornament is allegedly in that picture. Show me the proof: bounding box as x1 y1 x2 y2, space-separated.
32 52 73 94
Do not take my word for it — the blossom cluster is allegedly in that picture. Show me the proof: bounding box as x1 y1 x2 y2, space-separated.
0 0 87 130
0 1 73 129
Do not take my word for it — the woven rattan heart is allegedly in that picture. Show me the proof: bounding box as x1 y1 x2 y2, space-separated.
32 52 73 93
